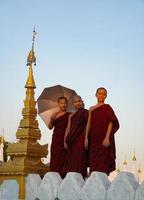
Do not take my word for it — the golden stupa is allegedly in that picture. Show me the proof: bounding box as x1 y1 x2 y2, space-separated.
132 150 137 161
0 29 49 199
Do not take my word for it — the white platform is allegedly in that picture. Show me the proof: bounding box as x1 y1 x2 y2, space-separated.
0 180 19 200
0 171 143 200
107 172 138 200
57 172 85 200
81 171 110 200
36 172 62 200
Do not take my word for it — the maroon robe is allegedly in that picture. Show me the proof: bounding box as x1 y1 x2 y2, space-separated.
50 112 70 177
89 104 119 175
62 108 88 178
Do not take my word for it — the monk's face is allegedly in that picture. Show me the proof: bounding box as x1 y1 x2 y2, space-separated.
96 89 107 103
58 99 67 111
73 97 83 110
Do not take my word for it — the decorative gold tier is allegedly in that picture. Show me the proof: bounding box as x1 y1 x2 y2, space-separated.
7 142 48 157
16 128 41 140
0 157 48 176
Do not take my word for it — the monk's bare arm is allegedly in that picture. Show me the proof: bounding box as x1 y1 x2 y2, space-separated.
48 112 58 130
102 122 113 147
106 122 113 138
84 110 92 148
85 112 91 138
64 116 71 140
48 119 54 130
64 114 72 148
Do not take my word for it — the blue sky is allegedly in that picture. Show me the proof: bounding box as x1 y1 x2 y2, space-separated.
0 0 144 168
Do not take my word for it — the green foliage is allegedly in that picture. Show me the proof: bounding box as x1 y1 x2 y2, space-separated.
3 141 8 162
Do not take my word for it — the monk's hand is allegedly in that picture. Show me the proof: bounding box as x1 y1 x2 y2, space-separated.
102 137 110 147
64 141 68 149
85 137 89 149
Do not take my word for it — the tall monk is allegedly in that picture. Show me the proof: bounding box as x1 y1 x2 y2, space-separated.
63 95 88 178
85 87 119 175
48 97 70 178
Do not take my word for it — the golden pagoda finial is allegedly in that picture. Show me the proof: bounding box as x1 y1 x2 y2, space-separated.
25 28 37 88
137 163 142 183
27 28 37 66
123 155 128 165
137 163 141 174
132 149 136 161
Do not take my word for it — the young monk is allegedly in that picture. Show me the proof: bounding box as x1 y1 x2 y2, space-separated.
48 97 70 178
62 95 88 178
85 87 119 176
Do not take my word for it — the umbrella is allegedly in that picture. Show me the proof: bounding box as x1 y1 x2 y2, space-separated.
37 85 77 127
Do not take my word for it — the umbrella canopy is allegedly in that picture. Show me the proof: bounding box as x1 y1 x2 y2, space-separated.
37 85 77 127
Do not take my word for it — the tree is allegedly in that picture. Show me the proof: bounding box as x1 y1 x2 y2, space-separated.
3 141 9 162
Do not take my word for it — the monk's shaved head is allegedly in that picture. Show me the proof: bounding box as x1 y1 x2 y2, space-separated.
58 96 68 103
72 95 84 110
96 87 107 94
72 95 82 102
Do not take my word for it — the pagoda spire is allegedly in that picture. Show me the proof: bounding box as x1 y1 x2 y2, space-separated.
138 164 142 183
123 155 128 172
132 149 136 161
131 149 137 177
0 29 48 199
26 28 36 88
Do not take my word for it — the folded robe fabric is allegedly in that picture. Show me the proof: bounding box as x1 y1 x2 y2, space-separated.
66 108 88 146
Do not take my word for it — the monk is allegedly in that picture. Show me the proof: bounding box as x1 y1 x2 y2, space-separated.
48 97 70 178
62 95 88 178
85 87 119 175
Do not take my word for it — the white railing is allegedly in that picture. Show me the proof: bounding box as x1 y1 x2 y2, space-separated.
0 171 144 200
